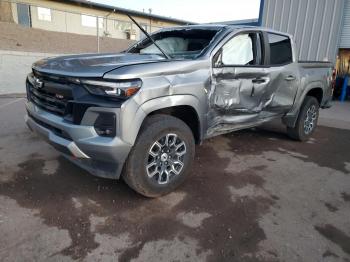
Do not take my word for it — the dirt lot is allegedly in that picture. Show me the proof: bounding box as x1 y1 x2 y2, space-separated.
0 98 349 262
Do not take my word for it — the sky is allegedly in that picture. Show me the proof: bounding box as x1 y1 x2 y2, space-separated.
88 0 261 23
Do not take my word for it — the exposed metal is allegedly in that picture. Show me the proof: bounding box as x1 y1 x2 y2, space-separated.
340 0 350 48
261 0 345 63
146 133 187 185
25 25 333 180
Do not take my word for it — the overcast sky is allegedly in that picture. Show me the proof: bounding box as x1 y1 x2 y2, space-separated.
88 0 261 23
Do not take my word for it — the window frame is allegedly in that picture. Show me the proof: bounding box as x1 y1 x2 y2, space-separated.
114 20 132 31
212 30 265 68
37 7 51 22
263 31 294 67
81 14 103 28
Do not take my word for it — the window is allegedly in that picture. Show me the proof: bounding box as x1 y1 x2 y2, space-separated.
81 15 103 28
267 33 293 65
37 7 51 21
140 24 148 39
114 20 131 31
141 24 148 32
221 34 254 66
17 3 31 27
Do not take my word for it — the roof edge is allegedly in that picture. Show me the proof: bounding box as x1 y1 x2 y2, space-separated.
59 0 194 25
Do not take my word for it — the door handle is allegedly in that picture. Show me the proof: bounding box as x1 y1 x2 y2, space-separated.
285 75 296 81
252 77 266 84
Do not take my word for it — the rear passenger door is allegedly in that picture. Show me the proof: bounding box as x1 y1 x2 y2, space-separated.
261 32 299 113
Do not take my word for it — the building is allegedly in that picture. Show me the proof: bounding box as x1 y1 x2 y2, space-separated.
259 0 350 97
1 0 192 41
261 0 345 64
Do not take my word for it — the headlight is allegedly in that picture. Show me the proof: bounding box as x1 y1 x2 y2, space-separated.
81 79 142 98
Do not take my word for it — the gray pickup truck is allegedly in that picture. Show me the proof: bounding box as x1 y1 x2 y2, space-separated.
25 24 333 197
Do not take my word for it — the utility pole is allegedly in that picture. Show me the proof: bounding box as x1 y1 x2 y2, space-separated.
96 16 100 53
148 8 152 33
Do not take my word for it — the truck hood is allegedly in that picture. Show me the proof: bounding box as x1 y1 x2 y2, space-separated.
32 53 165 78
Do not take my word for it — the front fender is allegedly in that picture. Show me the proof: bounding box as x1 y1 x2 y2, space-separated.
119 95 204 145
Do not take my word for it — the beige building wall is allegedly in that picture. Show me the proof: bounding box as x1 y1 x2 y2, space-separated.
8 0 181 40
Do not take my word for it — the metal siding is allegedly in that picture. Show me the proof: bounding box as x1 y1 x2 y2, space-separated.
340 0 350 48
262 0 345 63
280 0 291 32
309 0 325 60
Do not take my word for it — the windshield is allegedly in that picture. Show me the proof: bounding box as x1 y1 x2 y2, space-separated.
127 28 221 59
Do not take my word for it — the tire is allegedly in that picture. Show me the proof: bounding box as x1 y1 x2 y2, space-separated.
123 114 195 198
287 96 320 141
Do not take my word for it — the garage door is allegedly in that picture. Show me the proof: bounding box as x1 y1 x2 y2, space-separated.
340 0 350 48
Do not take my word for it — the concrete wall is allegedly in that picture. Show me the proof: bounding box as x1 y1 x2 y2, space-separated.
0 50 58 94
8 0 179 40
0 22 134 54
0 1 14 22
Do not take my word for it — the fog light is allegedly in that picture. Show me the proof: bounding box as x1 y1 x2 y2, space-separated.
94 113 116 137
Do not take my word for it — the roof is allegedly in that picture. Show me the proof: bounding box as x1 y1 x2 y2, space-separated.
59 0 194 25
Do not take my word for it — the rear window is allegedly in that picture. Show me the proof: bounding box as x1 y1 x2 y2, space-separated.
267 33 293 65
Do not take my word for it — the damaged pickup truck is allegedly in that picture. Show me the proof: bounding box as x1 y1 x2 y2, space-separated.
25 24 333 197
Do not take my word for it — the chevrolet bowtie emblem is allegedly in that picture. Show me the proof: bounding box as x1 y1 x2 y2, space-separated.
55 94 64 99
33 77 43 89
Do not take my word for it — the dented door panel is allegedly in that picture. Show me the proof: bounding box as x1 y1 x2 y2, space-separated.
207 63 300 137
263 63 299 112
211 67 270 113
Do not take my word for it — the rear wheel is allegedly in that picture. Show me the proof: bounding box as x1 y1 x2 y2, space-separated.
287 96 319 141
123 115 195 197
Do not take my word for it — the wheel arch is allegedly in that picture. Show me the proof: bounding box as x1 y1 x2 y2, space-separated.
283 82 324 128
121 95 204 145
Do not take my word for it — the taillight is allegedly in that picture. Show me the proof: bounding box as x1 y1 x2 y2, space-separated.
331 68 336 89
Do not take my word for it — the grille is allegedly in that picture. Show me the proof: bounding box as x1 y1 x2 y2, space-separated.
27 72 73 116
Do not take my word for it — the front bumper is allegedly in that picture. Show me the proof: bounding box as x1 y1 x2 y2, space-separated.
25 101 132 179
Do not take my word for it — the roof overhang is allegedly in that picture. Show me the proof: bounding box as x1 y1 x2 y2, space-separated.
58 0 194 25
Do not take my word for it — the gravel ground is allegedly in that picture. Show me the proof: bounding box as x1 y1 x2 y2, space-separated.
0 98 349 262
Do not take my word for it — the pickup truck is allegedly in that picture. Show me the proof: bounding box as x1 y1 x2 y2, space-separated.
25 24 333 197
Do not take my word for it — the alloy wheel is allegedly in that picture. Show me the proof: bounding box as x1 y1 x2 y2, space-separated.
304 105 317 134
146 133 187 184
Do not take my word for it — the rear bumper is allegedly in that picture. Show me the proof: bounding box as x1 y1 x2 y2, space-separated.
25 102 132 179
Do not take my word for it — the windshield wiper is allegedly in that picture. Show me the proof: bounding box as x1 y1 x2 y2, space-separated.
127 14 171 60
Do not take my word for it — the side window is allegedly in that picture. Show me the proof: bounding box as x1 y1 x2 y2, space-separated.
267 33 293 65
221 34 254 66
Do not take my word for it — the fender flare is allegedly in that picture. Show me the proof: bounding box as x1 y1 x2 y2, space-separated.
282 81 324 127
120 95 204 145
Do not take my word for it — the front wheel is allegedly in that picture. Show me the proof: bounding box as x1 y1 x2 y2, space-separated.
287 96 320 141
123 115 195 197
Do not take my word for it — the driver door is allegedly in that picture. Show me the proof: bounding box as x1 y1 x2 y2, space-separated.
208 31 272 135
